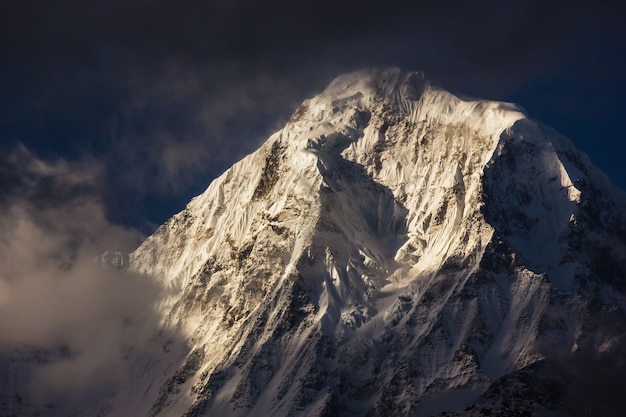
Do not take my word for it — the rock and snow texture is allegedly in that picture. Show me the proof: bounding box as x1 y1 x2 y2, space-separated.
4 68 626 417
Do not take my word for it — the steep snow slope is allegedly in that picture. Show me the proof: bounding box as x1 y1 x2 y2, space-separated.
5 68 624 417
119 68 626 417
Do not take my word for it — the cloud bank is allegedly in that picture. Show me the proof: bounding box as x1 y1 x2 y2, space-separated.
0 148 168 414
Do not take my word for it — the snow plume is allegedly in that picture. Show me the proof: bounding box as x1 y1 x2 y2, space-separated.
0 147 169 412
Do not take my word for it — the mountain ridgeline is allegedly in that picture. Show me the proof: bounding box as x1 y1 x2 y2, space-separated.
6 68 626 417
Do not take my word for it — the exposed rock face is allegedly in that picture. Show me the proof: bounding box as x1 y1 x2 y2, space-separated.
5 68 625 417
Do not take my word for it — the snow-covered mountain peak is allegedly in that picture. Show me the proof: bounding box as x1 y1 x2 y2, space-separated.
8 69 624 417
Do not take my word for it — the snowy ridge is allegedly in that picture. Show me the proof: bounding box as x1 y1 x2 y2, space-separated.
10 68 625 417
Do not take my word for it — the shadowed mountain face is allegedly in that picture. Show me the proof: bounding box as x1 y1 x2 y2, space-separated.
3 69 625 417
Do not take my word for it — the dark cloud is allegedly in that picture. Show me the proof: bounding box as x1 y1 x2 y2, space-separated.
107 62 307 190
0 146 143 249
3 0 620 79
4 0 622 94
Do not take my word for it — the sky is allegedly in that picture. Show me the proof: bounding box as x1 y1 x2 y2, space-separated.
1 0 624 233
0 1 625 412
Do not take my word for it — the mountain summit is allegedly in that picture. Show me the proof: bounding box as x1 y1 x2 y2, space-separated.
7 68 626 416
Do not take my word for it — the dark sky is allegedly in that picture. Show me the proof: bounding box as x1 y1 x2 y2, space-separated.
1 0 625 234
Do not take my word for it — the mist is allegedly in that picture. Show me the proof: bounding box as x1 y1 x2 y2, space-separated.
0 148 167 414
536 307 626 417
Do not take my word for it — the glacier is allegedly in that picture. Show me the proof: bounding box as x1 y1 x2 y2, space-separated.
3 68 626 417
